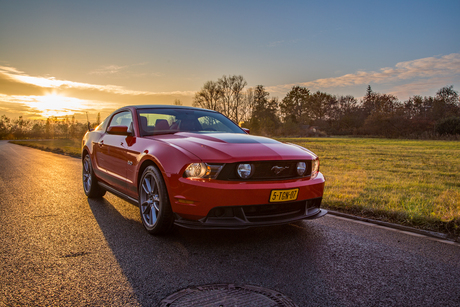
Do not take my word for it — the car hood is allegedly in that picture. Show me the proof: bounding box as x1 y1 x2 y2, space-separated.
151 132 316 162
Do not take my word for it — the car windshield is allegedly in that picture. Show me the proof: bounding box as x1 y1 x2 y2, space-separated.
137 108 245 136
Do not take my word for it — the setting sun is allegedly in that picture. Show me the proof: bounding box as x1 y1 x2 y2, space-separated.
27 94 86 118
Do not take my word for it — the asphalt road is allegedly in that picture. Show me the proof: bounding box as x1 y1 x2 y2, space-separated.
1 140 459 306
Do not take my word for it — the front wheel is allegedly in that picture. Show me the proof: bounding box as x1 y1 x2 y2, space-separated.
82 154 106 198
139 165 174 235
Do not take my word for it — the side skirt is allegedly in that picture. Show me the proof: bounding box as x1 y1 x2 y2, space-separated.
98 182 139 206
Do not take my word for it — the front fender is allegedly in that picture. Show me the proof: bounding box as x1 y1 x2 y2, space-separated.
132 138 202 198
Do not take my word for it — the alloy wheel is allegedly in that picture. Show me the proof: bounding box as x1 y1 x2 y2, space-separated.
140 174 161 227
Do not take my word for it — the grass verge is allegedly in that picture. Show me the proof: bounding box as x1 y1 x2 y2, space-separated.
10 137 460 238
278 137 460 238
9 139 82 158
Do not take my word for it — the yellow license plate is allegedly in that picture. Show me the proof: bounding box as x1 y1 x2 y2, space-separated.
269 188 299 203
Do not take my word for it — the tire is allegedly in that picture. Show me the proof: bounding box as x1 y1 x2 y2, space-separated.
82 154 106 198
139 165 175 235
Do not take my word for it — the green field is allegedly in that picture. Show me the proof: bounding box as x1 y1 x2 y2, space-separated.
278 137 460 236
10 137 460 236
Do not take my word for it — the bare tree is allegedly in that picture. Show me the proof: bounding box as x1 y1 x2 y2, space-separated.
194 75 248 123
193 81 222 111
240 87 255 123
217 75 247 123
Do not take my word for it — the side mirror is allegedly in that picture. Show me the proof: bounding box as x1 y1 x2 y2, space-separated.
242 128 250 134
107 126 131 135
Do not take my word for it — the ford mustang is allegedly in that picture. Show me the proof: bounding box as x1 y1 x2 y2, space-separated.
82 105 326 234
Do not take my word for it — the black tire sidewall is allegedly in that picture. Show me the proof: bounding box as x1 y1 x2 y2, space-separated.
139 165 174 234
83 154 105 198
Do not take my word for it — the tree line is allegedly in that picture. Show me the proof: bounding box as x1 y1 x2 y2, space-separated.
1 75 459 140
193 75 460 138
0 114 97 140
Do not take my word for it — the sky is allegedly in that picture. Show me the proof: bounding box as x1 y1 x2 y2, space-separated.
1 0 459 122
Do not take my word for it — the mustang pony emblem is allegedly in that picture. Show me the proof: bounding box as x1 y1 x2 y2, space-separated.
271 166 289 175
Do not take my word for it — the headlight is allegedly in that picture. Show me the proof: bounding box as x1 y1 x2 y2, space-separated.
184 163 223 179
311 158 319 179
296 162 307 176
237 163 254 179
184 163 209 178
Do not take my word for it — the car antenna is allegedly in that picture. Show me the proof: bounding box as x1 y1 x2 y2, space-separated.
86 112 93 131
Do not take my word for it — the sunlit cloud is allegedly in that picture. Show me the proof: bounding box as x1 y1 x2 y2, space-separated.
0 65 194 97
0 66 194 120
88 62 159 78
0 66 25 74
267 53 460 98
387 76 457 99
0 93 119 119
2 53 459 120
90 65 128 75
27 93 93 117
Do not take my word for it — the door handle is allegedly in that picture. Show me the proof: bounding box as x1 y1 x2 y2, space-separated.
98 140 104 147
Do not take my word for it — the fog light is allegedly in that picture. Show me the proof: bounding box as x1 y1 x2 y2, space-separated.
296 162 306 176
237 163 254 179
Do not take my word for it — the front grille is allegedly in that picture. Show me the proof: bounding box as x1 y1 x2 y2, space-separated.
217 160 312 181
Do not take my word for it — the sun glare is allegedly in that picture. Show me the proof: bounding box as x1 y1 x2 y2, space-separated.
27 94 86 118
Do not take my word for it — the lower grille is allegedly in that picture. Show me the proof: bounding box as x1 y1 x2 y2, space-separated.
243 201 305 222
174 197 326 229
207 197 322 223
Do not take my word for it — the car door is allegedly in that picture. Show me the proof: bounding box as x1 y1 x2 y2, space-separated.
96 110 134 193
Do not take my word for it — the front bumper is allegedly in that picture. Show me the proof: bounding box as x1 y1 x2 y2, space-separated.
168 172 326 221
174 198 327 229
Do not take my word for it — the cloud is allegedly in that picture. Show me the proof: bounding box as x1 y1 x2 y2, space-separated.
89 65 128 75
267 53 460 95
0 65 194 119
0 95 36 117
88 62 161 78
0 66 25 74
387 76 457 99
0 71 46 96
0 93 97 118
0 65 194 97
0 96 117 120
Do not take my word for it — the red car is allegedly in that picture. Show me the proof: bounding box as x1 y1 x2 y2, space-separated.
82 105 326 234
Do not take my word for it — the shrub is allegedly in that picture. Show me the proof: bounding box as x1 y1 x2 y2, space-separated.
435 117 460 135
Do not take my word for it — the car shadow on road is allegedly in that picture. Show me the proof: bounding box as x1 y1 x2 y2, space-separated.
88 197 340 306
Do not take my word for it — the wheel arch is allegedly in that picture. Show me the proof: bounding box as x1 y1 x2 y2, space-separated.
137 159 160 193
81 147 89 162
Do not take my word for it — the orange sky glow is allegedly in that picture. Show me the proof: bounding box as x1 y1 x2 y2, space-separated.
1 1 459 123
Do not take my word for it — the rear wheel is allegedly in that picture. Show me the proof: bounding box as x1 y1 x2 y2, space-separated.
139 165 174 235
82 154 106 198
